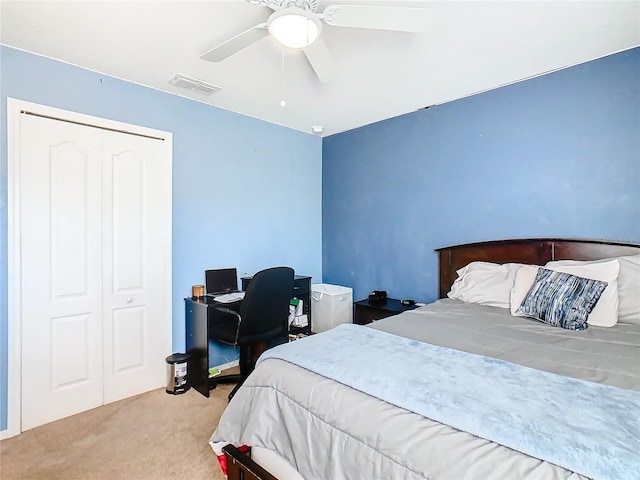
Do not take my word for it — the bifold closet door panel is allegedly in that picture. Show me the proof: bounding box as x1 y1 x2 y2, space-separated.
101 130 172 404
20 114 104 431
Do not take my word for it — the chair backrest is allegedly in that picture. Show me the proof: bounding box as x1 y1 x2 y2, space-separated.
238 267 295 341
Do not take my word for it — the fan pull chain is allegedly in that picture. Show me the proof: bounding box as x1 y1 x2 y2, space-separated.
280 48 287 107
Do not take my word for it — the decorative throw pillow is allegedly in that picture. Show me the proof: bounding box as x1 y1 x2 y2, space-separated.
511 265 543 315
516 268 608 330
447 261 525 309
511 259 620 327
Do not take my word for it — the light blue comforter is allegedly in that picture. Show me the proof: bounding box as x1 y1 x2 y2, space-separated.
258 324 640 480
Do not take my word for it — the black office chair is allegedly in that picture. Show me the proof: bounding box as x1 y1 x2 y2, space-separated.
209 266 295 401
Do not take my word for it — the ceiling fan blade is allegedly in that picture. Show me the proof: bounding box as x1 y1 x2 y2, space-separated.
201 23 269 62
303 36 335 83
323 5 431 32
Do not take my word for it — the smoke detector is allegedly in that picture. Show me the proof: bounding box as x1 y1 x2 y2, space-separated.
311 125 324 135
169 74 220 96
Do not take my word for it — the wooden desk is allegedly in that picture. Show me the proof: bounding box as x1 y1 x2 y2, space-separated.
186 274 312 397
184 296 241 397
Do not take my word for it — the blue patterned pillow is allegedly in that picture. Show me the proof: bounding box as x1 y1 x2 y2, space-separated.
516 268 608 331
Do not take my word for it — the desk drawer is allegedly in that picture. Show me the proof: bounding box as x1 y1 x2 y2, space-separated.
292 284 309 296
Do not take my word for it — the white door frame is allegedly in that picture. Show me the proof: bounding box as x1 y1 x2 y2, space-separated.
4 98 173 439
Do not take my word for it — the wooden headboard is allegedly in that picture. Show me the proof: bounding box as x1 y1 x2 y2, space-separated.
435 238 640 299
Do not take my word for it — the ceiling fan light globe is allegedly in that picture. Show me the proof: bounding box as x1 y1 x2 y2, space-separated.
268 8 321 49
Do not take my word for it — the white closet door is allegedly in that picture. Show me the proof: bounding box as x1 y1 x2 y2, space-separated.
101 130 171 403
20 114 104 430
18 110 172 431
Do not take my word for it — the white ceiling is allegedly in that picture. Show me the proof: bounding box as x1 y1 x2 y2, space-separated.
1 0 639 137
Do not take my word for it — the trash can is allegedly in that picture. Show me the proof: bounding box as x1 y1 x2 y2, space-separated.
311 284 353 333
165 353 190 395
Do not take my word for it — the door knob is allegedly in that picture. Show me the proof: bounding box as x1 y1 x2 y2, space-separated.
126 298 133 304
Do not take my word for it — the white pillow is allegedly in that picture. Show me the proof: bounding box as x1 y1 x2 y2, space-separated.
618 255 640 324
510 260 620 327
547 255 639 325
448 262 524 309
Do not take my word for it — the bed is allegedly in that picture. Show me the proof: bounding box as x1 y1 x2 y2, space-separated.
210 238 640 480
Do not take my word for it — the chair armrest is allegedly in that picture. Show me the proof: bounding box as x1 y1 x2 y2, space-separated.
215 307 242 344
215 307 241 321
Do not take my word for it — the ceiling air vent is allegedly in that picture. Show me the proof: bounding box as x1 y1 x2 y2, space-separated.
169 74 220 96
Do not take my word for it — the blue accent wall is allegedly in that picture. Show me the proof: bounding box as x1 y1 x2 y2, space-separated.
322 48 640 303
0 46 322 431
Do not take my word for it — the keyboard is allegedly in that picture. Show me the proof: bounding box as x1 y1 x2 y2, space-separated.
211 292 245 303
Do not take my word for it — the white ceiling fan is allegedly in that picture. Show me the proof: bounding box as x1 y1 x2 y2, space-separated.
200 0 431 82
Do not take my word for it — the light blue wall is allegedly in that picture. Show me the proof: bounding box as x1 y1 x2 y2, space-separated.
322 48 640 303
0 46 322 431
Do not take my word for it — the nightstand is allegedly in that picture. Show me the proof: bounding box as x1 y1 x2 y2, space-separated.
353 298 419 325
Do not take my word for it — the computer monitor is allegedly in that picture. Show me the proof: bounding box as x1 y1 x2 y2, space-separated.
205 268 238 295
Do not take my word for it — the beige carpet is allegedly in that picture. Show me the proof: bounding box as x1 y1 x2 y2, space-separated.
0 383 233 480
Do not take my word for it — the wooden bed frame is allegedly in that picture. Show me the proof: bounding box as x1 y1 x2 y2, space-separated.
222 445 278 480
224 237 640 480
436 238 640 298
